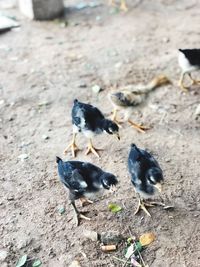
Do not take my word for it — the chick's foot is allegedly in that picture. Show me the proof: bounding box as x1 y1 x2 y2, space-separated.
134 198 154 217
128 119 149 133
80 197 94 207
63 141 80 158
120 0 128 11
74 212 91 226
85 140 101 158
178 80 189 92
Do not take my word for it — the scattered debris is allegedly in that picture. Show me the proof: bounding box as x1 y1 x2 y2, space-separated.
0 250 8 262
108 203 123 213
18 154 29 161
16 254 27 267
101 231 123 245
58 206 65 215
162 37 170 43
32 259 42 267
101 244 117 252
7 195 14 201
123 232 156 266
42 135 49 140
38 101 51 107
194 104 200 119
139 232 156 246
76 2 101 10
83 229 99 242
131 256 142 267
79 82 87 88
91 84 103 94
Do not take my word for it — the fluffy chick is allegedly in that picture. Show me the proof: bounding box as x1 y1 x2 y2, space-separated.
108 75 170 133
64 99 120 158
178 49 200 91
128 144 164 217
56 156 118 226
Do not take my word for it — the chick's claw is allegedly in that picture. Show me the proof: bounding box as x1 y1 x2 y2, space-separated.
75 212 91 227
128 119 149 133
80 197 94 207
63 142 80 158
178 81 189 92
85 139 101 158
134 198 152 217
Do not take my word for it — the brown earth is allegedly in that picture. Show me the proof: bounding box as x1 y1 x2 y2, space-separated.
0 0 200 266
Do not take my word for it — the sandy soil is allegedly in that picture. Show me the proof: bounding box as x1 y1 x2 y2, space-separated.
0 0 200 266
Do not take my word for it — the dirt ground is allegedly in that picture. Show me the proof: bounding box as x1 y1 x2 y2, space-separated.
0 0 200 266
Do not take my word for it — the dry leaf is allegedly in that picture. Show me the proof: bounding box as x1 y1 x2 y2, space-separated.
139 232 156 246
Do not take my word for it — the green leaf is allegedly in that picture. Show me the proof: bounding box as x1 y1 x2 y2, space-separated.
108 203 122 213
32 259 42 267
135 241 142 252
16 255 27 267
127 237 134 244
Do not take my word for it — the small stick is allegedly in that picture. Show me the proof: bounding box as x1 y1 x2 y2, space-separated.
112 256 127 264
135 242 146 267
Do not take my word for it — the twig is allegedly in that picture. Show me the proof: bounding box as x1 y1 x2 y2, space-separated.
112 256 127 264
136 246 146 266
123 248 137 267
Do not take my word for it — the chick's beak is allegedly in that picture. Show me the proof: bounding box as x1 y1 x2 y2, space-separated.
154 183 162 193
109 185 117 193
114 132 120 140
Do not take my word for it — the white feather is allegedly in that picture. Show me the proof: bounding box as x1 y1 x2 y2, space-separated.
178 51 198 73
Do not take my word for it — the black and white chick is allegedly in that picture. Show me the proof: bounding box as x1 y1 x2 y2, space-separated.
108 75 170 133
56 156 118 226
178 49 200 91
128 144 164 217
64 99 120 158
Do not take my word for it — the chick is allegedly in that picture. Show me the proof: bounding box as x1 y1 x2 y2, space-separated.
128 144 164 217
56 157 118 226
109 0 128 11
178 49 200 91
108 75 170 133
64 99 120 158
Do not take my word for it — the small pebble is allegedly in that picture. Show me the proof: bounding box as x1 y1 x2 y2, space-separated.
7 195 14 201
42 135 49 140
18 154 29 161
0 250 8 262
69 260 81 267
195 104 200 117
92 85 103 94
58 206 65 215
83 229 99 241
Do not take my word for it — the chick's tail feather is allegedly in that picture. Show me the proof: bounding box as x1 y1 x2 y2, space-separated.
56 156 62 164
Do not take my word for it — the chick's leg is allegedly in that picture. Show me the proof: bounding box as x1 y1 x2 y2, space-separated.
85 138 100 158
188 73 200 85
63 133 80 158
71 200 91 226
128 119 149 133
120 0 128 11
178 72 189 91
111 108 122 127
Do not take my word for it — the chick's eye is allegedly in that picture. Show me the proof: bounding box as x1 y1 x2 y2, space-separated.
149 177 156 184
108 128 113 134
